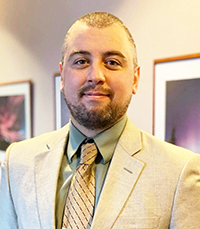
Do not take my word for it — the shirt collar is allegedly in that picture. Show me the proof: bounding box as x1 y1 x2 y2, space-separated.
67 117 127 164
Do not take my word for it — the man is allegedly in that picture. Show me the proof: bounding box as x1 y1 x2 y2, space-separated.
0 12 200 229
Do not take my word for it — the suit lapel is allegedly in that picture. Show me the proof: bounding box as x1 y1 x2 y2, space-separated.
33 119 144 228
92 119 145 229
34 125 69 229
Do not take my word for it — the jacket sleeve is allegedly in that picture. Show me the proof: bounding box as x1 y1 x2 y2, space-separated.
170 153 200 228
0 146 18 229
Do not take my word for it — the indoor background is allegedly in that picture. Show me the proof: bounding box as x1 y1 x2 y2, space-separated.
0 0 200 138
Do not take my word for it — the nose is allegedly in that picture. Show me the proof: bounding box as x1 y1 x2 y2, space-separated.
87 61 105 85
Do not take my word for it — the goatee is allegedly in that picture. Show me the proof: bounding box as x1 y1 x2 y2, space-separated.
64 94 131 131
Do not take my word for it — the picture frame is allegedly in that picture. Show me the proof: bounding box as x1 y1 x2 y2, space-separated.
153 53 200 154
54 73 70 130
0 80 32 162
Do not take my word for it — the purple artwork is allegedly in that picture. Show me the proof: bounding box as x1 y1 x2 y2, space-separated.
165 78 200 154
0 95 25 151
60 91 70 127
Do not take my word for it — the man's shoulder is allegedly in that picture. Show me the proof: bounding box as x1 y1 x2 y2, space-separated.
137 129 200 172
15 123 69 147
5 124 69 162
142 130 193 154
124 118 199 162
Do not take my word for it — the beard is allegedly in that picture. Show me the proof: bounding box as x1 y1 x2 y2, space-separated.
64 85 132 130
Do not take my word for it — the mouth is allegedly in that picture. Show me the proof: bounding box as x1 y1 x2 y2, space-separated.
84 91 110 97
83 91 110 100
79 85 114 101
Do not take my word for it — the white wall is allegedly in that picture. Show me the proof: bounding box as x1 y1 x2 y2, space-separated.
0 0 200 137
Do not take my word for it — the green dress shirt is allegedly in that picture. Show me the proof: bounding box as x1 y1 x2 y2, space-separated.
56 117 127 228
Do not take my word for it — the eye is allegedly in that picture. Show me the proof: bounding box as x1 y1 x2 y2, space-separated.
73 58 90 69
107 60 119 66
75 59 88 65
104 59 121 70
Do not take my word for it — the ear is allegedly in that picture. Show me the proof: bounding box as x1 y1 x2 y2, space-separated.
132 66 140 95
59 62 64 92
59 62 63 74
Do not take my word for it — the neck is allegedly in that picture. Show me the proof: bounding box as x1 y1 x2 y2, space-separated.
71 116 125 138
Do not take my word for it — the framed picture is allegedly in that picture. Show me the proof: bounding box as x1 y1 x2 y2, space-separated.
0 81 32 162
54 73 70 130
153 53 200 154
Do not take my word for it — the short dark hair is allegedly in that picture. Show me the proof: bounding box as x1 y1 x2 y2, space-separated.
61 12 138 65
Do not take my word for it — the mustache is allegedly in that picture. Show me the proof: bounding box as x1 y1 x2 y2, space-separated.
79 85 114 98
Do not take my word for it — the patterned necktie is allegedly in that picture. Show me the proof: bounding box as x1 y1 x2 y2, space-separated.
62 139 97 229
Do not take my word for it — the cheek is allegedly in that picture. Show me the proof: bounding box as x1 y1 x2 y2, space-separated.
111 79 133 98
62 72 81 92
112 83 133 105
64 69 86 88
108 69 134 94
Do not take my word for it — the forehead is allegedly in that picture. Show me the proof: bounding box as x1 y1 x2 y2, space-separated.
65 22 133 58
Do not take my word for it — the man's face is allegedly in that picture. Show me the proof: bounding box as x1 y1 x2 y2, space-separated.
60 22 140 131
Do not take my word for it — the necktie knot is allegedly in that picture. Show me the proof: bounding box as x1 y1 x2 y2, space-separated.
80 140 97 165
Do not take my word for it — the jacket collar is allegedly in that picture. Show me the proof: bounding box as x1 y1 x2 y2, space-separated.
92 118 145 228
34 124 69 229
34 118 144 229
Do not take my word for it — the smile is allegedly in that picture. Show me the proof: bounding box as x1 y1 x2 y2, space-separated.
84 91 109 96
83 91 110 100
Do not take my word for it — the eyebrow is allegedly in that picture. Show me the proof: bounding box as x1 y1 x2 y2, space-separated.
67 50 126 61
68 51 91 61
103 51 126 59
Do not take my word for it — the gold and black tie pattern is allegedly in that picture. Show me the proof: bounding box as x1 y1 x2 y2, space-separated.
62 139 97 229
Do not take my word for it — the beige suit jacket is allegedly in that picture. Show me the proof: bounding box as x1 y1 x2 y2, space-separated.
1 118 200 229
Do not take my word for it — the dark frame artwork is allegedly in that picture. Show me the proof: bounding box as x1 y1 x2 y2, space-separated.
153 53 200 154
0 81 32 162
54 73 70 130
